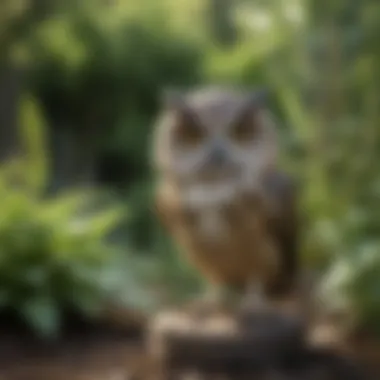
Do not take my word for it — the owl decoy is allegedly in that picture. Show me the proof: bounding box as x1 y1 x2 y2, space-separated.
151 86 298 313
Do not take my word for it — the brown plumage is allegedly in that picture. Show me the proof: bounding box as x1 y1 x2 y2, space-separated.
151 86 298 304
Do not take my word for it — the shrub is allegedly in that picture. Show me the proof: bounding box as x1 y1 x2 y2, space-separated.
0 168 120 337
0 96 158 339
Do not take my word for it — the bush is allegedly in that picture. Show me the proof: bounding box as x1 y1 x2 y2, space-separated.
0 165 121 338
20 3 207 251
0 96 159 339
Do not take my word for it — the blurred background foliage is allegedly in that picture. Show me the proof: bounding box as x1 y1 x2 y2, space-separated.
0 0 379 337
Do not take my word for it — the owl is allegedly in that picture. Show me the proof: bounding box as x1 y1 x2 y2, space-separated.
151 86 298 312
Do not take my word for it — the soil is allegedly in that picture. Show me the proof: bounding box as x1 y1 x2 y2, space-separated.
0 309 148 380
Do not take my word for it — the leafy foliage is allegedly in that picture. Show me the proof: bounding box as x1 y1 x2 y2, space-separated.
1 0 379 336
0 96 158 339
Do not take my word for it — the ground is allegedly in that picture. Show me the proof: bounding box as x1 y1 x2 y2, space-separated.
0 309 148 380
0 307 378 380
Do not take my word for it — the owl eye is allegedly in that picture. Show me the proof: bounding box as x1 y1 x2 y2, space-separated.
174 112 204 147
230 113 258 144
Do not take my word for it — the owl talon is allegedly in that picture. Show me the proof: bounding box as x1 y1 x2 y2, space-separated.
239 297 267 315
239 280 269 313
187 301 219 320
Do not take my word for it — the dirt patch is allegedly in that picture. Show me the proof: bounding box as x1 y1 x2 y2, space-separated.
0 309 147 380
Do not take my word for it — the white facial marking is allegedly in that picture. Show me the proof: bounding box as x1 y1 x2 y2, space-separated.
184 182 237 209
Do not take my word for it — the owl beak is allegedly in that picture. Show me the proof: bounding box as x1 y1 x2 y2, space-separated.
208 144 228 167
200 144 239 181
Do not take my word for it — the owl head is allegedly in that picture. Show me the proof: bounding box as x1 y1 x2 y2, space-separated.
152 86 279 187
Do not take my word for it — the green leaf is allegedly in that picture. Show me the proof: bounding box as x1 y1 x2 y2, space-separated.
22 296 61 339
18 95 48 195
41 192 90 223
87 208 125 238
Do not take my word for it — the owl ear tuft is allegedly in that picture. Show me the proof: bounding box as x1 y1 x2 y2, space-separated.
248 88 270 108
234 88 270 125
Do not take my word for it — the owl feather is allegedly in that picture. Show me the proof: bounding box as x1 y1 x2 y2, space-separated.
152 86 298 301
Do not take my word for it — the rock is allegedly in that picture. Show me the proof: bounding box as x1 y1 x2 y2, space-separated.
147 308 305 376
146 307 374 379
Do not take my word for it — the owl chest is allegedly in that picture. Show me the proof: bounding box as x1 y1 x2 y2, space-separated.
176 203 271 284
178 197 265 248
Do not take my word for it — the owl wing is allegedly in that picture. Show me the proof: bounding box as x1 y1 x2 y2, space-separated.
264 171 299 297
154 180 184 236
